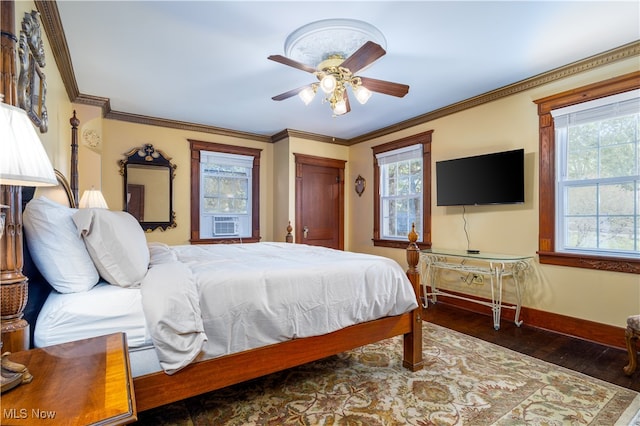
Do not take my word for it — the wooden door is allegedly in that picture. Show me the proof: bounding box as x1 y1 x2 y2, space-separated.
294 154 345 250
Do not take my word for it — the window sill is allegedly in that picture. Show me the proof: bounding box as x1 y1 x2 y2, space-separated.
190 237 261 245
538 251 640 274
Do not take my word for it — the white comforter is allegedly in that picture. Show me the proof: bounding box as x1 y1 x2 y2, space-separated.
142 242 418 374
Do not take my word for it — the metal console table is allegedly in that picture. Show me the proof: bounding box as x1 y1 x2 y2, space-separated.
420 249 533 330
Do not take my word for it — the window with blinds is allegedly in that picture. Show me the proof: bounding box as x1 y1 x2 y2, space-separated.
200 151 253 239
375 144 423 241
552 90 639 258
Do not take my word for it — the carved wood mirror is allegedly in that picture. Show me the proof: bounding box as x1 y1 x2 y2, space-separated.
119 144 176 232
17 10 47 133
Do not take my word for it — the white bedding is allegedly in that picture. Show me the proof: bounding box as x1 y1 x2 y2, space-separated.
145 242 418 374
35 242 418 375
34 281 152 348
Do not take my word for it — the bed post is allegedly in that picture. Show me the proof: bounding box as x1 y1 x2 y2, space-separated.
403 223 423 371
286 221 293 243
69 111 79 204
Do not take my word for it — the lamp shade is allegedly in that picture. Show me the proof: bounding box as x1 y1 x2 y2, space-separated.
0 103 57 186
79 189 109 209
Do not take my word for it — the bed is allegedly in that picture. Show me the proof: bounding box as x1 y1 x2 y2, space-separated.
19 115 423 412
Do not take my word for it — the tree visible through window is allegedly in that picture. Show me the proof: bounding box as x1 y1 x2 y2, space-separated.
200 151 253 239
372 131 432 249
377 144 423 240
554 93 639 257
535 72 640 274
189 140 261 244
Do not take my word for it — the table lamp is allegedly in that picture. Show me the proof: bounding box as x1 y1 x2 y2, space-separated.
0 101 57 353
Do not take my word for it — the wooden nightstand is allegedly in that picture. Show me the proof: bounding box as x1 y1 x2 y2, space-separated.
1 333 137 425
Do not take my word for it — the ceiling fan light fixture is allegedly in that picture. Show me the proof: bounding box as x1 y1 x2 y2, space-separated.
320 74 337 94
333 99 348 116
353 85 372 105
299 86 317 105
270 19 408 117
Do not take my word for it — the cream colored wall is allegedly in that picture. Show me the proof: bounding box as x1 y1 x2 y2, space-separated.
99 119 275 245
74 104 104 196
350 57 640 328
273 138 291 242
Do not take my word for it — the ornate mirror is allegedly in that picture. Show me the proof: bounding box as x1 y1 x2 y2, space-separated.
119 144 176 232
17 10 47 133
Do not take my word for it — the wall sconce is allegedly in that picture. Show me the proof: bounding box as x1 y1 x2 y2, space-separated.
355 175 366 197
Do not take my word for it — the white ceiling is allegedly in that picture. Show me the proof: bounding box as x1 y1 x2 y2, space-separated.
55 1 640 140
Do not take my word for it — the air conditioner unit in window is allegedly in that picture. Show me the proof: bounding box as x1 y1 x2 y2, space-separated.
213 216 239 236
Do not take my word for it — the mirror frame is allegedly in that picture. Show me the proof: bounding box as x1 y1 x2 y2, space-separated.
119 144 177 232
17 10 48 133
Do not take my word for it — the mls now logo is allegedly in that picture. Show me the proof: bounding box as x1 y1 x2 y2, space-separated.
3 408 56 420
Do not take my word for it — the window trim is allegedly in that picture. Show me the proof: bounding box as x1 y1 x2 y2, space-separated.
534 71 640 274
189 139 262 244
372 131 433 249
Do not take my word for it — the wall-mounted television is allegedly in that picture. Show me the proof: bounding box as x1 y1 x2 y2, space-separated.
436 148 525 206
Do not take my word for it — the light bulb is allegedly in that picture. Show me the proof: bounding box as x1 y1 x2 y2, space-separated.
354 85 372 104
333 99 347 115
299 87 316 105
320 74 337 94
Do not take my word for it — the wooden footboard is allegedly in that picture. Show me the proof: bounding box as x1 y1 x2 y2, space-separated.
134 227 424 412
134 312 418 411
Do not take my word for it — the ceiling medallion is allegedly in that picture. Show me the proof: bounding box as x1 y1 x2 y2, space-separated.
284 19 386 69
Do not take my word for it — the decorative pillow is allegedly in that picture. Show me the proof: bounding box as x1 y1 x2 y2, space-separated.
72 209 150 287
23 197 99 293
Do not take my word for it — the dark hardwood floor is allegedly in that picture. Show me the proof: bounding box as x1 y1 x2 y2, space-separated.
422 302 639 392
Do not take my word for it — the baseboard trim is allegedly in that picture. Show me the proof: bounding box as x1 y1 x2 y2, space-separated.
425 292 627 350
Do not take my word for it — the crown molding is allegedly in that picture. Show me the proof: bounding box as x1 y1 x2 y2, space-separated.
35 0 78 102
106 110 272 143
271 129 349 145
350 40 640 145
38 1 639 146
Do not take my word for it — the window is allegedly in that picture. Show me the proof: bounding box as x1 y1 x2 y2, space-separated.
553 91 639 258
189 140 261 243
200 151 253 239
372 131 432 249
535 71 640 273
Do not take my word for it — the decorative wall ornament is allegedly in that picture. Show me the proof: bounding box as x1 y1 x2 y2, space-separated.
17 10 47 133
355 175 366 197
82 129 102 150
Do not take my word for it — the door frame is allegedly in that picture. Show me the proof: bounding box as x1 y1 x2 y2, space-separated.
294 153 345 249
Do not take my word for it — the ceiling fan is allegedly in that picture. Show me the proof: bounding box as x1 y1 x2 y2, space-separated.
268 41 409 116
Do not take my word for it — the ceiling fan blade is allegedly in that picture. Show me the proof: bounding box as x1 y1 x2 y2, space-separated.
268 55 317 74
359 76 409 98
272 85 310 101
339 41 386 74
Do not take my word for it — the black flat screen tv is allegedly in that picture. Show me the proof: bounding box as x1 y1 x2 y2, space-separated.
436 148 524 206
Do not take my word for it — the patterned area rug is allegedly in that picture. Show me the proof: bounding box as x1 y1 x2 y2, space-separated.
137 322 640 425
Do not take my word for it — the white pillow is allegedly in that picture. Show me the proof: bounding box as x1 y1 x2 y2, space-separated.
23 197 99 293
72 209 150 288
148 242 178 266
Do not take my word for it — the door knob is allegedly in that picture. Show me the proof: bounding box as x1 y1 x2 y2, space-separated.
303 226 309 239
